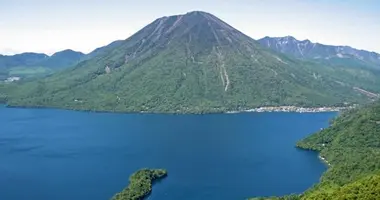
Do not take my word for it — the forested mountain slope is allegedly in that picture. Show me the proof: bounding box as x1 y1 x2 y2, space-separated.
5 11 378 113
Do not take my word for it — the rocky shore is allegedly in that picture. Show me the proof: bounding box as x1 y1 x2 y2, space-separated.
319 155 331 166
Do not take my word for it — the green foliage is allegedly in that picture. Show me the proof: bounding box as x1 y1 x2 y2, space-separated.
0 83 16 103
301 173 380 200
111 169 167 200
4 12 376 113
8 66 54 79
329 173 380 200
297 101 380 185
249 194 301 200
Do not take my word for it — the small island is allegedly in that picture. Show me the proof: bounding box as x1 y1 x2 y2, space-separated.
111 168 167 200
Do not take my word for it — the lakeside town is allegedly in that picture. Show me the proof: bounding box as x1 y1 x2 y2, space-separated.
239 105 357 113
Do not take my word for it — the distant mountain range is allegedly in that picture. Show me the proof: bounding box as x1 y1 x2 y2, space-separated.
0 50 85 80
258 36 380 69
0 42 127 80
3 30 380 82
0 50 85 69
5 11 380 113
0 40 127 70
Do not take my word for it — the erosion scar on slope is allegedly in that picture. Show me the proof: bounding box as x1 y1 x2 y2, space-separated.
186 35 195 63
222 63 230 91
216 47 230 92
166 15 183 34
132 39 146 59
130 18 167 60
220 66 225 86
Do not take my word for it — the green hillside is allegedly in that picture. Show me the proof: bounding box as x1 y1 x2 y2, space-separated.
4 11 378 113
0 50 84 80
251 173 380 200
251 101 380 199
38 49 85 69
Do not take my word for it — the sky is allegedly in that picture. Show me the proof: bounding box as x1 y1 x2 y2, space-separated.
1 0 379 55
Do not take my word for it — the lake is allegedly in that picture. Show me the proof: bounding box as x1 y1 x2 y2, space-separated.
0 107 336 200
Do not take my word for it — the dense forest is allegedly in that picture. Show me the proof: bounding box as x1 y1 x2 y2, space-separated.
111 169 167 200
251 101 380 200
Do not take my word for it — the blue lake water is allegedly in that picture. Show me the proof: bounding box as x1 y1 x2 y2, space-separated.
0 107 336 200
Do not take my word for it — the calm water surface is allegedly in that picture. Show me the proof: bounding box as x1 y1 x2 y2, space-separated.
0 107 336 200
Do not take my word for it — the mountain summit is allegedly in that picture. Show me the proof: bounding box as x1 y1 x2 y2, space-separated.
96 10 263 72
136 11 253 46
7 11 376 113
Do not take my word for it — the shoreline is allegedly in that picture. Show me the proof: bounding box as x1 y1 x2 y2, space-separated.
227 105 354 114
4 104 354 114
319 155 331 166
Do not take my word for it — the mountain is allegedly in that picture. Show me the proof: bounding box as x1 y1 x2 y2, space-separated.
258 36 380 69
5 11 380 113
0 50 85 80
0 52 49 80
39 49 85 69
0 52 48 69
85 40 124 59
0 50 85 69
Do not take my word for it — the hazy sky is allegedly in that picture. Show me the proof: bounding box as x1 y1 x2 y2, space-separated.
1 0 379 55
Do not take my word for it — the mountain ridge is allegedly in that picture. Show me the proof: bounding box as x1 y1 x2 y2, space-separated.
5 11 380 113
0 49 87 80
261 35 380 54
258 36 380 69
